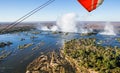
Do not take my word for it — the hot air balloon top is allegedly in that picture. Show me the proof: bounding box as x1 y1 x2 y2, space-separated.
77 0 104 12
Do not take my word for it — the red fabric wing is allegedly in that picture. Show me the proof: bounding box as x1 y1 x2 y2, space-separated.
77 0 98 12
93 0 98 10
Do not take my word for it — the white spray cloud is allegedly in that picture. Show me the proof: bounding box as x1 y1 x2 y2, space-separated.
99 22 116 36
41 26 50 31
56 13 78 33
50 25 58 31
35 23 50 31
37 13 93 33
78 23 93 33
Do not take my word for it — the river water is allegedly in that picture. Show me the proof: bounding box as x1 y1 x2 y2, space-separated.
0 30 120 73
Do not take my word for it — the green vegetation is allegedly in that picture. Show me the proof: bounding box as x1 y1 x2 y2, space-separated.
18 43 33 50
0 51 12 60
30 36 38 40
0 50 5 54
0 41 13 48
81 32 97 36
31 31 41 34
63 38 120 73
0 26 35 34
116 38 120 42
52 31 58 34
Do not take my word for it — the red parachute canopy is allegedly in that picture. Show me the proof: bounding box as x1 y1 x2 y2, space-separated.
77 0 104 12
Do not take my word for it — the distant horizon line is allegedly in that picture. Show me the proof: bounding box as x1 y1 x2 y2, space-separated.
0 21 120 23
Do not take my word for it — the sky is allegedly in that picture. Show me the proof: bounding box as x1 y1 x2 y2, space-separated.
0 0 120 22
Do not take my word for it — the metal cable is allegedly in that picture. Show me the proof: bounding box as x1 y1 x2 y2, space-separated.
0 0 55 33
